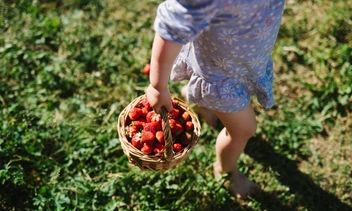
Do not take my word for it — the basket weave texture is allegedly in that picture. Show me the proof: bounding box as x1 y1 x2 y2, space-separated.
117 94 201 171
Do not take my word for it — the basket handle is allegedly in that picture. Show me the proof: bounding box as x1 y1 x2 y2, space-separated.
159 106 174 161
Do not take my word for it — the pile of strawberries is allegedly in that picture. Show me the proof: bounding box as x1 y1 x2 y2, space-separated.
125 97 194 156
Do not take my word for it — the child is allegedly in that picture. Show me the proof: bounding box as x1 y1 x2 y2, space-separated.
146 0 285 199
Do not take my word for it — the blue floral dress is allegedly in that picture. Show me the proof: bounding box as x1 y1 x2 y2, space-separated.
154 0 285 113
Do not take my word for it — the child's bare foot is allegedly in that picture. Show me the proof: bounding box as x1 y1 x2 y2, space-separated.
181 84 219 127
213 163 261 199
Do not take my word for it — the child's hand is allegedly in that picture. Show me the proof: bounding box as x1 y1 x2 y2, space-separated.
146 84 173 113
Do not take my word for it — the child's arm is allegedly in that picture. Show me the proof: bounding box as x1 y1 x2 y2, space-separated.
146 33 182 113
146 0 217 113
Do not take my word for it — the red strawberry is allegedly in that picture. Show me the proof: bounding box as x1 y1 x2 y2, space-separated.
184 121 194 131
128 107 143 120
141 131 155 144
169 119 177 133
141 97 152 110
146 112 162 130
126 125 138 138
143 64 150 75
175 123 184 134
141 107 149 117
153 143 165 156
155 131 165 143
181 111 191 121
152 113 162 121
132 118 146 130
172 101 178 109
141 142 153 155
151 119 162 131
144 122 155 132
170 119 183 134
173 143 183 152
179 132 192 146
131 133 143 149
169 108 180 119
146 111 156 123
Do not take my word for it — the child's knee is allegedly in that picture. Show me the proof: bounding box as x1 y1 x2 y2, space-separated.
215 105 257 140
244 121 257 139
225 121 256 141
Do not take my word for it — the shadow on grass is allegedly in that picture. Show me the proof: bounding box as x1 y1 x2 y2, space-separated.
245 137 351 211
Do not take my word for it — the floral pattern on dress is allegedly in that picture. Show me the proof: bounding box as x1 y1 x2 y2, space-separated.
218 29 240 45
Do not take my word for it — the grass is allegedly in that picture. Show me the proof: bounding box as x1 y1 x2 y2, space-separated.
0 0 351 210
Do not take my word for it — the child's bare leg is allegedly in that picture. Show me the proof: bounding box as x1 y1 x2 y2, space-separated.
213 104 261 199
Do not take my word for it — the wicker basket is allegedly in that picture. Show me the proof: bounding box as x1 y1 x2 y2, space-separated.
117 94 201 171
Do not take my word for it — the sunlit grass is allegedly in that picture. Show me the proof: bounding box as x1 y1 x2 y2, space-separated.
0 0 351 210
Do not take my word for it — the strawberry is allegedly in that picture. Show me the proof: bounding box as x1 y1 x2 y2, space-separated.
153 143 165 156
144 122 155 132
128 107 143 120
131 133 143 149
175 123 184 134
141 97 152 110
179 132 192 146
181 111 191 121
141 107 149 117
126 125 138 138
155 131 165 143
173 143 183 152
141 142 153 155
172 119 184 134
169 108 180 119
184 121 194 131
141 131 155 144
132 118 146 130
172 101 178 109
146 111 156 123
145 111 162 130
152 113 162 121
169 118 177 133
151 118 162 131
143 64 150 75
